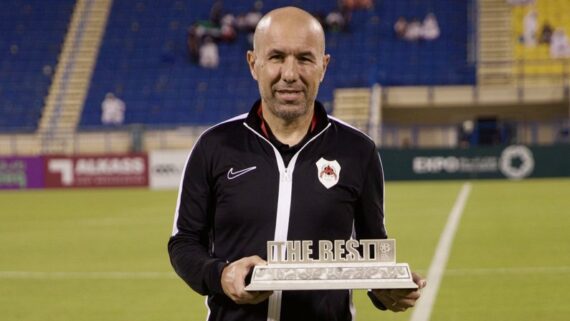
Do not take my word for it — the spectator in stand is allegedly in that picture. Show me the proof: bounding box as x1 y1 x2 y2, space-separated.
210 0 223 26
458 120 474 148
186 25 200 63
394 16 408 39
539 21 553 44
522 8 538 47
550 28 570 58
326 9 346 32
101 93 126 125
199 36 220 68
220 13 237 42
244 1 264 45
342 0 374 10
404 18 422 41
421 13 440 41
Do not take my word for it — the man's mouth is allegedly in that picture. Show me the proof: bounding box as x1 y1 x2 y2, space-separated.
276 89 303 101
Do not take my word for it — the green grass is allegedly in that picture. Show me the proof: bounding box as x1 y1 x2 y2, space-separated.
433 179 570 321
1 179 569 321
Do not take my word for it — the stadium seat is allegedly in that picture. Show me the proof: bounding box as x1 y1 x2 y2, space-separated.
0 0 74 132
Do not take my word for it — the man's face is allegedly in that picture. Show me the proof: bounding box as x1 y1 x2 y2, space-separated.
248 20 329 122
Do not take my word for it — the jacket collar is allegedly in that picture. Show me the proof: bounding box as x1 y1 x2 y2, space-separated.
245 100 330 144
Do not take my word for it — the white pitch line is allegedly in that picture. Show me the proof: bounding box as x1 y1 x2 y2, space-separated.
0 271 177 279
410 182 471 321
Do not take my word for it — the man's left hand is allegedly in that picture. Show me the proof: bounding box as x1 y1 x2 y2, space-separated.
371 272 426 312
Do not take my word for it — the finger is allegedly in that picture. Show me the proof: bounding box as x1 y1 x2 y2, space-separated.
371 289 392 305
395 297 417 308
234 292 257 304
395 306 409 312
389 298 406 312
222 255 272 304
223 261 253 299
248 291 273 304
234 257 260 285
412 272 427 289
235 290 273 304
247 255 268 266
233 287 261 304
391 289 421 300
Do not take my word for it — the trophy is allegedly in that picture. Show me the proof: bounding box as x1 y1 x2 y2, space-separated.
245 239 417 291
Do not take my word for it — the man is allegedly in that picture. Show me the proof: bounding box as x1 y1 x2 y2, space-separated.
101 92 125 125
168 7 425 321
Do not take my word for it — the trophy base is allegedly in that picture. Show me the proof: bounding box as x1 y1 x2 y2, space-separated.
245 263 417 291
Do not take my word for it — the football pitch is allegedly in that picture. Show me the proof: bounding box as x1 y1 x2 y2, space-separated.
1 178 569 321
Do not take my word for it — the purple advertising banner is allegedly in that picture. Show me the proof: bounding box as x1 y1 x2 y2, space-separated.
0 157 45 189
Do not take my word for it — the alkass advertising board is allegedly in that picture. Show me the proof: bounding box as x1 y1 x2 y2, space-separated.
44 155 148 188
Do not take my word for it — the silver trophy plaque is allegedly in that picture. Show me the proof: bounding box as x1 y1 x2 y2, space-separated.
245 239 417 291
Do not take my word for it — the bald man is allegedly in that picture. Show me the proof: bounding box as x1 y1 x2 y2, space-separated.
168 7 425 321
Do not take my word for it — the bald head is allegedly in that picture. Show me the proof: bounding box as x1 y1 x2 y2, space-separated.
253 7 326 54
246 6 330 126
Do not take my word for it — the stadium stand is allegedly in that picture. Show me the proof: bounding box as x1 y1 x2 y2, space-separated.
1 0 567 156
79 0 475 127
512 0 570 77
0 0 74 132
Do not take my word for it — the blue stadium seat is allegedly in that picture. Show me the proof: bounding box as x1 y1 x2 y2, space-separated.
0 0 74 132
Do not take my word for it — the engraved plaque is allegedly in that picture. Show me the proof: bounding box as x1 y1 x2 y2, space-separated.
245 239 418 291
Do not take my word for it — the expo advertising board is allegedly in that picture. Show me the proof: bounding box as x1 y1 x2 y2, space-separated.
380 144 570 180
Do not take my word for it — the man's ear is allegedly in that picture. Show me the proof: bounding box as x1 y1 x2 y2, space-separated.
247 51 258 80
320 54 331 82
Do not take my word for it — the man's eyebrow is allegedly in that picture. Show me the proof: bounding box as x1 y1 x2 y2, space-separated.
265 49 316 57
297 51 316 58
266 49 286 56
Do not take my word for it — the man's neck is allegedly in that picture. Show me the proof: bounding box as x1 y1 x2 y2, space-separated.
262 105 314 147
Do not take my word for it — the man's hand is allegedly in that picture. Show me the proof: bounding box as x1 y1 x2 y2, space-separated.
371 272 427 312
221 255 273 304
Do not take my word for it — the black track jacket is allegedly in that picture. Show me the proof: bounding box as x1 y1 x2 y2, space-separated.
168 101 387 321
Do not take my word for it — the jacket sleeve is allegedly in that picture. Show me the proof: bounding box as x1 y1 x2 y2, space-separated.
354 147 387 240
355 147 390 310
167 139 227 296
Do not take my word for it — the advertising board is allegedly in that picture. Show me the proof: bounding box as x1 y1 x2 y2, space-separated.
0 157 44 189
44 154 148 188
149 150 188 189
380 144 570 180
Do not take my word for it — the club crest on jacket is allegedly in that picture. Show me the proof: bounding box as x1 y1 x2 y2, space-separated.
316 158 341 189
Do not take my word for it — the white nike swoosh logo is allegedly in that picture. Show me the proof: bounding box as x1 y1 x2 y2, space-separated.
227 166 257 180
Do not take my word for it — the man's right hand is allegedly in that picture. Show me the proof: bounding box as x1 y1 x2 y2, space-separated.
221 255 273 304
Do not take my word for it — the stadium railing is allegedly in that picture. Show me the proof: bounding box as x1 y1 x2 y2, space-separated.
0 117 567 157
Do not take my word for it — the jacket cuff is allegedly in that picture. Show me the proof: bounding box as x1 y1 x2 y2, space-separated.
367 290 388 311
208 260 229 295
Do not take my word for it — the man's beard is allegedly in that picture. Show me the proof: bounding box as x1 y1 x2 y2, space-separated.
269 102 310 122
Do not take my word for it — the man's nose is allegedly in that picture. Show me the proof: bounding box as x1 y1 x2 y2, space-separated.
281 57 299 83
